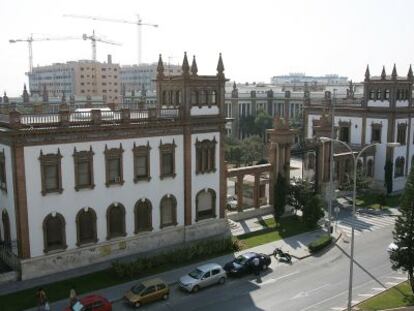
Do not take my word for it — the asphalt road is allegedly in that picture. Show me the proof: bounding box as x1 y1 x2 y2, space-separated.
113 221 403 311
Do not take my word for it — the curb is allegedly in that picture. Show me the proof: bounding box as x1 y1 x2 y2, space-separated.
294 232 343 260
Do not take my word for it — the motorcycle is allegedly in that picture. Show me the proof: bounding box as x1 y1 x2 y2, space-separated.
273 247 292 264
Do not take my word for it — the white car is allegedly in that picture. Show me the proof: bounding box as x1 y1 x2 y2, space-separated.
387 242 398 253
178 263 227 293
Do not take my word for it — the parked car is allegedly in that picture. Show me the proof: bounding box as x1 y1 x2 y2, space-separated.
63 294 111 311
179 263 227 293
387 242 399 253
224 252 271 276
226 195 238 210
124 278 169 308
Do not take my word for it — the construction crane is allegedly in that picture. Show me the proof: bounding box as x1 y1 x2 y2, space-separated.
63 14 158 65
82 30 121 62
9 34 79 72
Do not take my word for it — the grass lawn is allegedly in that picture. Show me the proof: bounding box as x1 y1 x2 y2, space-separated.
355 193 401 210
238 215 312 249
358 281 414 310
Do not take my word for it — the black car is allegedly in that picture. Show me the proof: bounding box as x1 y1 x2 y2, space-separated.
224 252 271 276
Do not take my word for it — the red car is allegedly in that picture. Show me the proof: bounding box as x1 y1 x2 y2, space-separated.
63 294 112 311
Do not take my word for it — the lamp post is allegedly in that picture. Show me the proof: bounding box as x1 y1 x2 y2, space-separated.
319 137 400 311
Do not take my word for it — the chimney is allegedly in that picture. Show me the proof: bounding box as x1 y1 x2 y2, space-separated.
107 54 112 64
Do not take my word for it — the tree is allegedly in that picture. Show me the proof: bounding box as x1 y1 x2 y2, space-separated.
274 173 287 219
239 115 256 138
241 135 263 165
390 167 414 293
254 111 273 139
302 194 324 229
288 178 314 214
384 160 393 194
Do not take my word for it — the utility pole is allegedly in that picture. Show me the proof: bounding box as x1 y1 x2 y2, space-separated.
328 89 336 236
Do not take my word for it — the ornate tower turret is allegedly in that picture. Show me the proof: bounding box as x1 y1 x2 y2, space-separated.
156 54 165 79
191 55 198 76
181 52 190 78
392 64 397 80
381 66 386 80
365 65 370 81
216 53 225 80
22 84 30 103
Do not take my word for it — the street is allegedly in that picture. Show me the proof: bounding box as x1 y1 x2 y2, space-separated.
113 219 402 311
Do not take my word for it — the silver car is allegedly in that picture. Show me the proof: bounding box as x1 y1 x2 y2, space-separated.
178 263 227 293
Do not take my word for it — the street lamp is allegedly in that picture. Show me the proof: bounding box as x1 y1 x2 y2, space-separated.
319 137 399 311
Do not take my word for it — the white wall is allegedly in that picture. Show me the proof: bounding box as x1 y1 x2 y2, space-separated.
365 118 388 181
191 132 220 223
0 144 17 252
367 100 390 107
396 100 409 108
334 116 363 145
307 114 320 139
24 135 185 258
190 106 219 116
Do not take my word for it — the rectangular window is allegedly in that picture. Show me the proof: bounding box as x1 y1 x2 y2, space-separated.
39 150 63 195
195 139 216 174
371 126 381 143
133 143 151 182
159 141 176 179
104 145 124 186
397 124 407 145
73 147 94 190
339 126 350 143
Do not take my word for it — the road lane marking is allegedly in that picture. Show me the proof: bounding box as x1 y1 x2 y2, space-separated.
330 308 345 311
358 293 374 297
250 270 300 286
291 284 329 300
372 287 386 291
390 276 407 280
385 282 399 286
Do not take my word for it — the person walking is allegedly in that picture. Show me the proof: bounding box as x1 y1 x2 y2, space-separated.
252 257 262 283
36 288 50 311
69 288 78 308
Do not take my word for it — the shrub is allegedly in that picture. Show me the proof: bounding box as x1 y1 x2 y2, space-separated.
308 234 332 253
111 237 233 279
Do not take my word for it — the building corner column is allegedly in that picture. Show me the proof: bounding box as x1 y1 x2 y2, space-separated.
184 126 192 226
12 144 30 259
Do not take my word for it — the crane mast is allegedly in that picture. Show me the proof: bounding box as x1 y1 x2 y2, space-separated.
64 14 158 65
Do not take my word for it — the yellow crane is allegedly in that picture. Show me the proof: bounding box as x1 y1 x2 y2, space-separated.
9 34 79 72
63 14 158 65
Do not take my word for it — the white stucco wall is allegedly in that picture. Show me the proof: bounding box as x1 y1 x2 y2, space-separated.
190 106 219 116
367 100 390 107
0 144 17 252
307 114 320 139
365 118 388 181
24 135 185 258
396 100 409 108
191 132 220 223
334 116 363 145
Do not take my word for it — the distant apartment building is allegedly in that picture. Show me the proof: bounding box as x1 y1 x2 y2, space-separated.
120 62 181 92
28 55 121 103
270 73 348 91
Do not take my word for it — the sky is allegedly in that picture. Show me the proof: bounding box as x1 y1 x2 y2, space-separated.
1 0 413 96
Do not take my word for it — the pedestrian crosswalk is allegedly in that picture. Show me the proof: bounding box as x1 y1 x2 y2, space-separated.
336 213 395 236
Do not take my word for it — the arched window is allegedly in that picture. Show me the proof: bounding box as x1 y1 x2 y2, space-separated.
211 90 217 105
395 157 405 177
196 189 216 221
160 195 177 228
2 210 11 248
367 159 374 177
76 208 97 246
106 203 126 239
43 213 67 252
135 199 152 233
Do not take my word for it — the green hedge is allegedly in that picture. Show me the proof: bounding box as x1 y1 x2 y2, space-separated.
308 234 332 253
112 237 235 279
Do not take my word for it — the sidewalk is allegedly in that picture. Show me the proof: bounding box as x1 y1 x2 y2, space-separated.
25 227 338 311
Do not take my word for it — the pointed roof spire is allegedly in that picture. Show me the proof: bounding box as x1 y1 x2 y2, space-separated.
408 65 413 81
22 84 29 103
191 55 198 76
392 63 397 80
157 54 165 79
216 53 224 79
381 66 386 80
365 65 370 81
233 81 237 90
231 81 238 97
182 52 190 77
3 92 8 104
